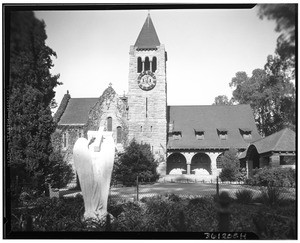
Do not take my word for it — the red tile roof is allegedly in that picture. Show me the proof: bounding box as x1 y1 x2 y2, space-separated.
58 98 98 125
134 14 160 49
167 105 261 150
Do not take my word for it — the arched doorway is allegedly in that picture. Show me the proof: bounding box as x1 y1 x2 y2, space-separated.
216 153 224 169
191 153 211 175
166 153 187 175
247 145 260 177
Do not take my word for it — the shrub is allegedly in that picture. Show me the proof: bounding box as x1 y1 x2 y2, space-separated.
235 189 254 204
188 197 211 207
219 148 241 182
47 151 75 189
251 167 295 187
112 139 159 186
166 193 181 202
258 186 282 206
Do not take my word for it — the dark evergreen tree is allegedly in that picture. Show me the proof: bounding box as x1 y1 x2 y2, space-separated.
8 11 72 194
219 148 241 182
112 139 159 186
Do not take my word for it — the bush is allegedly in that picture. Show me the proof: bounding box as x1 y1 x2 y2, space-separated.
235 189 254 204
258 186 282 206
112 139 159 186
250 167 295 187
47 151 74 189
166 193 181 202
10 194 296 237
219 148 241 182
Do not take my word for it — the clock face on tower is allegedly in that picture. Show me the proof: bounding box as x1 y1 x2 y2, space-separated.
137 71 157 91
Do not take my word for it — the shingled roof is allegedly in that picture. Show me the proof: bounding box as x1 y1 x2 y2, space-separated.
167 104 261 150
254 128 294 153
134 13 160 49
58 98 98 126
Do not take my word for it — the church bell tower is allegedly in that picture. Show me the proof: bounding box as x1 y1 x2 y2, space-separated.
127 13 167 162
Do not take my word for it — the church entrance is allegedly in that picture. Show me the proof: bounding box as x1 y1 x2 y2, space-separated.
191 153 211 175
166 153 187 175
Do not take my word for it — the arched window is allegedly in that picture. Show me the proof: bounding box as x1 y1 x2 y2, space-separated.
117 126 122 143
137 57 142 73
144 56 150 71
152 56 157 72
107 117 112 131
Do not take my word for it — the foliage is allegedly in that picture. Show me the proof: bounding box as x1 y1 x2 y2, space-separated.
258 186 282 206
235 189 254 204
8 11 64 195
247 167 295 187
112 139 159 186
47 151 74 189
257 4 295 70
53 92 71 123
230 68 295 136
10 194 296 238
219 148 241 182
229 4 296 136
212 95 232 105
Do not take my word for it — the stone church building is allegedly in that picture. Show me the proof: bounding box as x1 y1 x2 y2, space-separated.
53 14 261 180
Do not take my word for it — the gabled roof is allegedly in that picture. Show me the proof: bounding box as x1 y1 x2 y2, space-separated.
58 98 98 125
134 14 160 49
250 128 295 154
167 104 261 150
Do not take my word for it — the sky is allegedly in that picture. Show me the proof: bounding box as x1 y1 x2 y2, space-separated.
34 7 280 112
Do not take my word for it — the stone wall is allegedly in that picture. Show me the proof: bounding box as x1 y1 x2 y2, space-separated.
53 126 84 171
86 86 128 147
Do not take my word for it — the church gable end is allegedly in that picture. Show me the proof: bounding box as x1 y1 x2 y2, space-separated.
86 85 128 145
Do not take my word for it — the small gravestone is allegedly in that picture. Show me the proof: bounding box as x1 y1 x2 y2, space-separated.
73 126 115 220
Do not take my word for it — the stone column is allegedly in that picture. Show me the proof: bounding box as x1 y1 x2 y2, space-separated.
187 164 191 175
150 60 152 72
270 154 280 167
208 152 221 177
247 159 253 177
142 61 145 72
183 152 195 175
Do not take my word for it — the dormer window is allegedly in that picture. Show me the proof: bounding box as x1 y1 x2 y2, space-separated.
173 131 182 140
168 123 174 133
217 129 228 140
239 128 252 140
195 130 204 140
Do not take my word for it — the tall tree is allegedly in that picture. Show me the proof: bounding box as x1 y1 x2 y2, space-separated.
212 95 232 105
230 67 295 136
8 11 70 194
229 4 296 137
